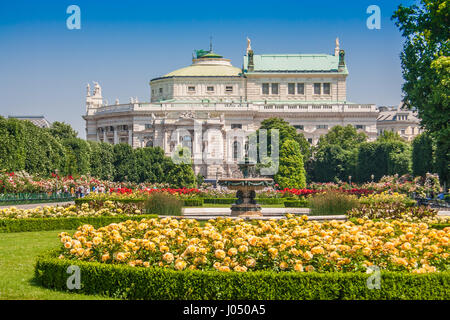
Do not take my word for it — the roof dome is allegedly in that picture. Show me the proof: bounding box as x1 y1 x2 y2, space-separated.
160 51 242 78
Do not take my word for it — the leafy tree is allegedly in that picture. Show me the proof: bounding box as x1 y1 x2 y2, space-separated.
0 117 26 172
274 139 306 189
392 0 449 184
88 141 114 180
258 118 311 160
356 135 412 182
23 121 65 175
47 121 78 140
62 138 91 176
113 143 138 182
412 132 435 177
134 147 166 183
312 125 367 182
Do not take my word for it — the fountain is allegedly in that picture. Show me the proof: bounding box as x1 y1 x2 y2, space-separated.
218 157 274 217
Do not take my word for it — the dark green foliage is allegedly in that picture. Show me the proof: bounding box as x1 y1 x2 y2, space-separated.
258 117 311 160
0 215 158 233
284 199 308 208
88 141 114 180
312 125 366 182
144 193 183 216
356 133 412 182
0 117 26 171
183 199 204 207
202 198 237 205
274 139 306 189
392 1 449 185
35 252 450 300
62 138 91 176
47 121 78 140
24 122 66 176
413 133 435 177
113 143 138 182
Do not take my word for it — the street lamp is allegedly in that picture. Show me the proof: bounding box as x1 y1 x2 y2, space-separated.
371 174 375 183
348 176 352 185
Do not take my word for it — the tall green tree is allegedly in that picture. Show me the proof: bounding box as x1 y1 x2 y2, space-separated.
412 132 435 177
392 0 449 184
62 138 91 176
258 118 311 160
88 141 114 180
47 121 78 140
0 117 26 172
113 143 138 182
312 125 367 182
274 139 306 189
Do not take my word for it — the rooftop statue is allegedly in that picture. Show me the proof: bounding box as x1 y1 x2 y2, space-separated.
246 37 252 54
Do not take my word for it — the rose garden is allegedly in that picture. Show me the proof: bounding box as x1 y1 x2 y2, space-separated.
1 1 449 301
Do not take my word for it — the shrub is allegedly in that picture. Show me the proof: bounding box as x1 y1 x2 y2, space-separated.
203 198 237 205
284 199 308 208
35 252 450 300
347 203 438 220
359 192 416 207
0 215 158 233
183 199 204 207
144 192 183 216
308 192 360 216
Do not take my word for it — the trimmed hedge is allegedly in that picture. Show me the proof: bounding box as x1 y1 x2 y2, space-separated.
34 251 450 300
284 199 308 208
0 214 158 233
74 198 146 205
202 198 237 205
430 223 450 230
183 199 204 207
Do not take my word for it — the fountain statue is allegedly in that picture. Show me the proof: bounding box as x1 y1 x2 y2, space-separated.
218 156 274 217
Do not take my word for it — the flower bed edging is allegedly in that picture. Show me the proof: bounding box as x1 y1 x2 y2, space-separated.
34 251 450 300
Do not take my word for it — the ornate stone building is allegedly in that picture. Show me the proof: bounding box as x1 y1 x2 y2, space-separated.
377 104 422 141
83 39 379 179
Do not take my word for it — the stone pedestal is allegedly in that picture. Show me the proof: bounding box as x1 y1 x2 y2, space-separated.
217 178 273 217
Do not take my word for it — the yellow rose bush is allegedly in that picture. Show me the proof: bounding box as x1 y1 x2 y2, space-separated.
58 215 450 274
0 202 143 220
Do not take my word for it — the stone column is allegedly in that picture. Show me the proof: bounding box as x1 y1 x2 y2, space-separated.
103 128 107 143
128 126 133 147
113 126 118 145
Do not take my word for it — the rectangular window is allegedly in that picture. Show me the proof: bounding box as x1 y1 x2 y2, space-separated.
207 86 215 92
317 125 328 129
297 83 305 95
294 125 304 130
288 83 295 95
159 88 163 94
231 124 242 129
145 124 152 130
188 86 196 92
271 83 279 95
314 83 321 95
262 83 269 95
308 138 313 144
401 129 406 135
355 125 364 130
323 83 331 95
225 86 233 93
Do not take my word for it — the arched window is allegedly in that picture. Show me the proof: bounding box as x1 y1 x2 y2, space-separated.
146 140 154 148
181 135 192 152
233 141 241 161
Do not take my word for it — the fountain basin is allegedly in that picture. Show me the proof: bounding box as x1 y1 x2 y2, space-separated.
217 178 274 217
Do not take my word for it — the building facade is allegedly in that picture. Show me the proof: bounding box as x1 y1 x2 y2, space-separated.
377 105 422 141
83 39 379 179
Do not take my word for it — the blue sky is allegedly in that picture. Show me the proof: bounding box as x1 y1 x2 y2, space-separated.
0 0 413 138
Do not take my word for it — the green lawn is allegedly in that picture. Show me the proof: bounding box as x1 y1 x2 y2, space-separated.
0 230 113 300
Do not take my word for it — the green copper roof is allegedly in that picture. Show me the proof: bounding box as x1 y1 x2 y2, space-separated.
161 64 242 78
201 52 223 58
244 54 348 74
